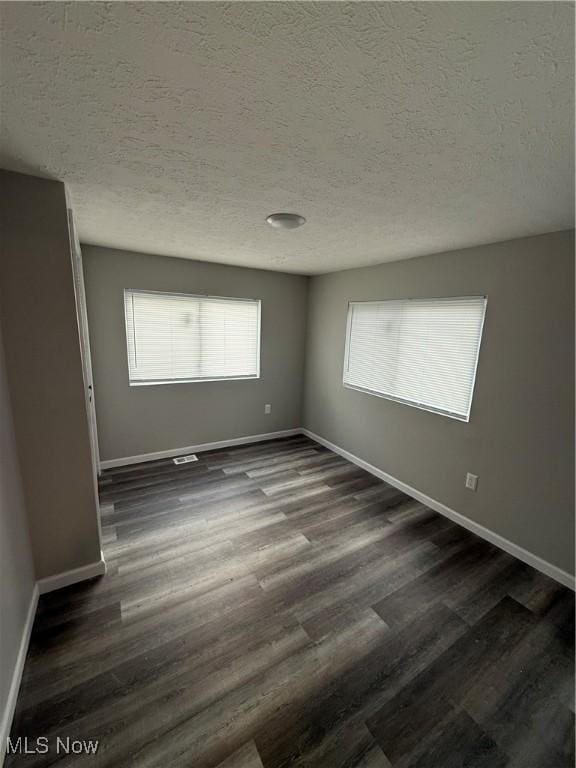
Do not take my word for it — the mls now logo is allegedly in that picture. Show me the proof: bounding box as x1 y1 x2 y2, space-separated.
6 736 99 755
6 738 50 755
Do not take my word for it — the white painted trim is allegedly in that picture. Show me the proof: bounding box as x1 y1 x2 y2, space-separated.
37 554 107 595
302 429 575 591
100 429 302 470
1 584 38 765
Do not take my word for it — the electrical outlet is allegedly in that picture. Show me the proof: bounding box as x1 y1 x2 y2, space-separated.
264 404 272 414
465 472 478 491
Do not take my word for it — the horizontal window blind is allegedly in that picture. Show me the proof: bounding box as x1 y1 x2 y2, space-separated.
124 289 261 385
343 296 487 421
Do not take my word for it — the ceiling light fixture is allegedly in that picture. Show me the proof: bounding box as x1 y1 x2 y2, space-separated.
266 212 306 230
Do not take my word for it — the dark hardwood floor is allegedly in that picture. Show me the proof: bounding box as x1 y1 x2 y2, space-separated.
8 435 575 767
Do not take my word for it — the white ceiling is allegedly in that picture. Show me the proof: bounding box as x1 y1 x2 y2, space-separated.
1 2 573 275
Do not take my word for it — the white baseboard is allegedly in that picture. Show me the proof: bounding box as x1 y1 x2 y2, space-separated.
0 583 38 765
302 429 575 591
37 554 107 595
100 429 302 470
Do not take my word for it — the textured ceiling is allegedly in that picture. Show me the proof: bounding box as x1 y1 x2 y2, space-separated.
1 2 574 274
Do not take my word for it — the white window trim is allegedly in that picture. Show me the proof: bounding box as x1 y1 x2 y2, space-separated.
124 288 262 386
342 295 487 422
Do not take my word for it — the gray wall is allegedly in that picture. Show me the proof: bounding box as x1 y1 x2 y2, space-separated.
0 170 102 579
82 246 308 462
304 230 575 575
0 304 35 738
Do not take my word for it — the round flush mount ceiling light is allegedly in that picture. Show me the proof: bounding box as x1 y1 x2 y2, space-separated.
266 212 306 230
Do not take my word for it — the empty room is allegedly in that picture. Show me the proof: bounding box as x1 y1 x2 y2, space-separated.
0 2 574 767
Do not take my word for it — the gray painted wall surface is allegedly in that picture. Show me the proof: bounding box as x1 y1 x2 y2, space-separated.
304 230 575 575
0 170 102 579
0 308 35 729
82 246 308 461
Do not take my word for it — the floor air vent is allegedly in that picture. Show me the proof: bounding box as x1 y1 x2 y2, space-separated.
173 455 198 465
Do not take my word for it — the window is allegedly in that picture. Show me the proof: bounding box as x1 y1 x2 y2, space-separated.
343 296 487 421
124 289 261 385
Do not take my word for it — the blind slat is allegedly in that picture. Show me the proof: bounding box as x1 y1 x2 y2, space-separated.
124 290 261 384
343 296 487 421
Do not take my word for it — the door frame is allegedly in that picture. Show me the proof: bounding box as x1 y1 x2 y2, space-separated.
68 209 102 480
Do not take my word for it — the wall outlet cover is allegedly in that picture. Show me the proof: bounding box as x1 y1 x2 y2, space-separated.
465 472 478 491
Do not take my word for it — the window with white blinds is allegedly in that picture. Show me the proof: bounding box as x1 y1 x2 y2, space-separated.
124 289 261 385
343 296 487 421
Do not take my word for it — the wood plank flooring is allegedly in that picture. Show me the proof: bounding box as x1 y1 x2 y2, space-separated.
8 435 575 767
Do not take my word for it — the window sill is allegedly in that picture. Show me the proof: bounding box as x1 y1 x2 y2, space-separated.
129 375 260 387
